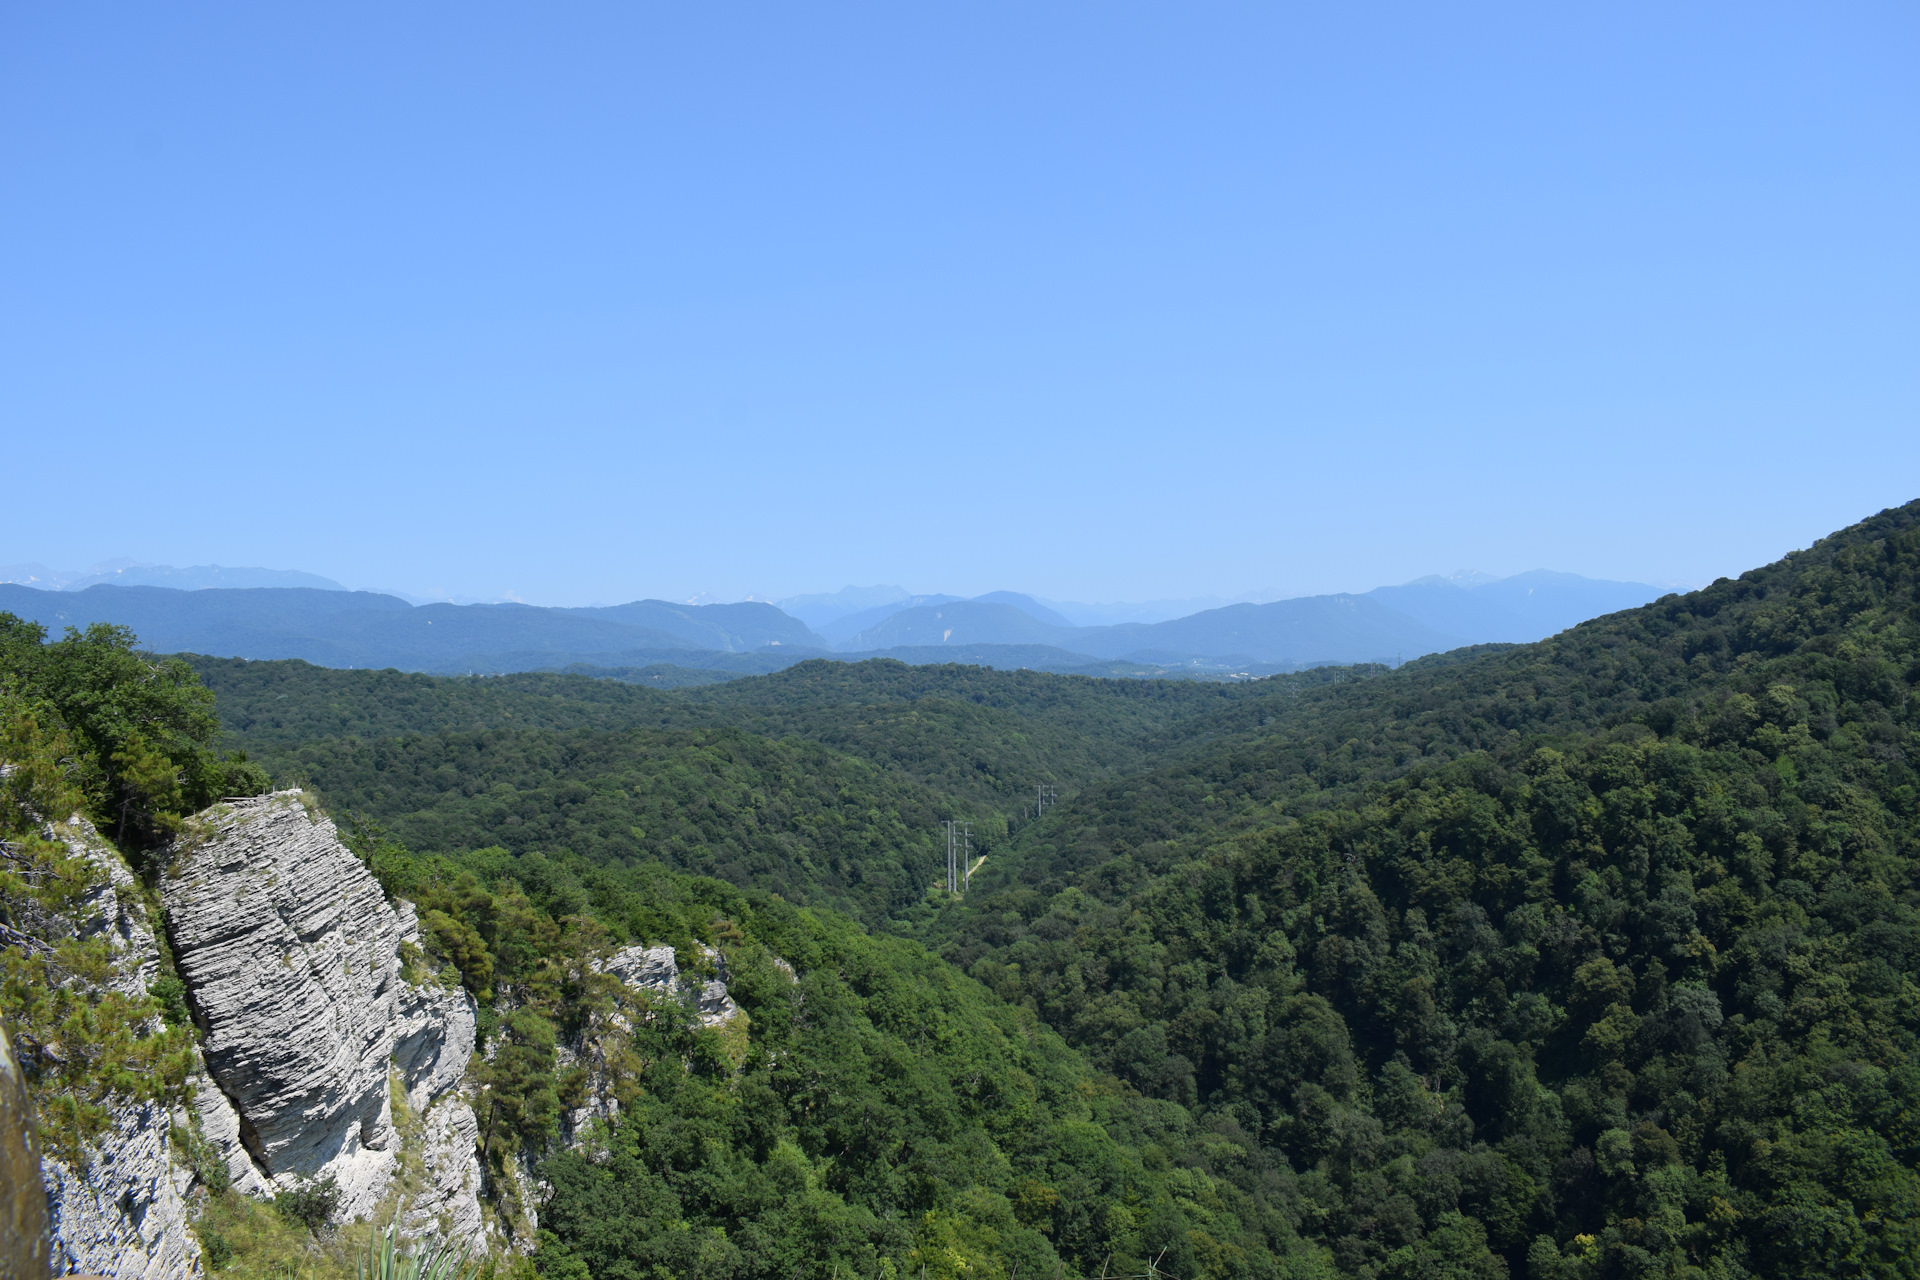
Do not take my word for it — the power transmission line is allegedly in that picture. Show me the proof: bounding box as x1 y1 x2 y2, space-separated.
944 819 956 894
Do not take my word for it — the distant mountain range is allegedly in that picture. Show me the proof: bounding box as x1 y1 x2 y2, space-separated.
0 585 817 672
775 584 1234 629
0 566 1672 678
833 595 1458 664
0 560 348 592
815 573 1668 664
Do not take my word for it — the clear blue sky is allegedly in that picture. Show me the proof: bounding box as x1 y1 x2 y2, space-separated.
2 3 1915 606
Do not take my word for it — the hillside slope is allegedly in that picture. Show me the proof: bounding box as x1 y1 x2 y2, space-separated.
933 499 1920 1280
21 499 1917 1280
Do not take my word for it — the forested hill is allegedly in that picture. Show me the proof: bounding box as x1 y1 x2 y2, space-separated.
31 498 1919 1280
939 499 1920 1279
1020 497 1920 846
184 657 1345 925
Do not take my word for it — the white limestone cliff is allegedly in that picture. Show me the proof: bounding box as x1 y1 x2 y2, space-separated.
393 903 478 1114
33 814 202 1279
162 791 405 1220
25 786 753 1267
400 1095 485 1247
161 790 487 1247
42 1096 202 1280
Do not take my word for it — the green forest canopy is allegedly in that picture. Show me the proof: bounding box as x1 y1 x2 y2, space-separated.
5 498 1918 1280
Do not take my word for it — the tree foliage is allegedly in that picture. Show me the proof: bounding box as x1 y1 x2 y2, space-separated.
1 613 268 852
355 839 1331 1280
929 502 1920 1278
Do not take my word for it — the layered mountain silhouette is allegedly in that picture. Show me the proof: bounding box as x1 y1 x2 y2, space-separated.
0 585 821 672
835 595 1461 664
0 569 1668 677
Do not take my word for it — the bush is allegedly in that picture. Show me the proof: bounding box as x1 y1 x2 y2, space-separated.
272 1174 339 1236
201 1229 234 1271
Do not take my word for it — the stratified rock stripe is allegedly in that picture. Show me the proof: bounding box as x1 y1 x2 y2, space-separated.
162 792 402 1219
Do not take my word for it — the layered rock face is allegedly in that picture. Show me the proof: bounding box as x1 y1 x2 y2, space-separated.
42 1096 201 1280
401 1092 485 1245
160 790 486 1249
35 815 203 1279
28 786 760 1264
393 904 486 1246
163 792 405 1219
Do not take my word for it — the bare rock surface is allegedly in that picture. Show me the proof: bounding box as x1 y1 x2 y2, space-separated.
562 942 749 1144
690 944 742 1028
26 815 201 1277
601 942 680 994
600 942 741 1027
400 1095 485 1251
192 1072 273 1198
162 791 402 1219
24 794 492 1265
43 1097 204 1280
32 812 160 996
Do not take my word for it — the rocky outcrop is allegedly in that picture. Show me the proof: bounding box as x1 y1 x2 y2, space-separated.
390 908 487 1251
192 1072 273 1198
560 943 748 1145
601 942 742 1028
43 1097 202 1280
158 789 489 1249
31 814 202 1278
692 953 743 1028
24 786 770 1267
44 812 161 998
400 1096 485 1247
601 941 680 995
393 904 478 1114
162 791 404 1220
18 791 494 1265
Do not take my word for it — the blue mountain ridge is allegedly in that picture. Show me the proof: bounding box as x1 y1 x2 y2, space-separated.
0 569 1668 677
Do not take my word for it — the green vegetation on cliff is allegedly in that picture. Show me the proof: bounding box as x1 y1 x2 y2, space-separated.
357 836 1331 1280
0 622 226 1162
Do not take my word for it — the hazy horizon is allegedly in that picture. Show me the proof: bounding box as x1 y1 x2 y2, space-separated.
0 555 1702 617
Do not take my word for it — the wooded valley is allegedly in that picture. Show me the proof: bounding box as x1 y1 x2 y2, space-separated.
5 500 1917 1280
